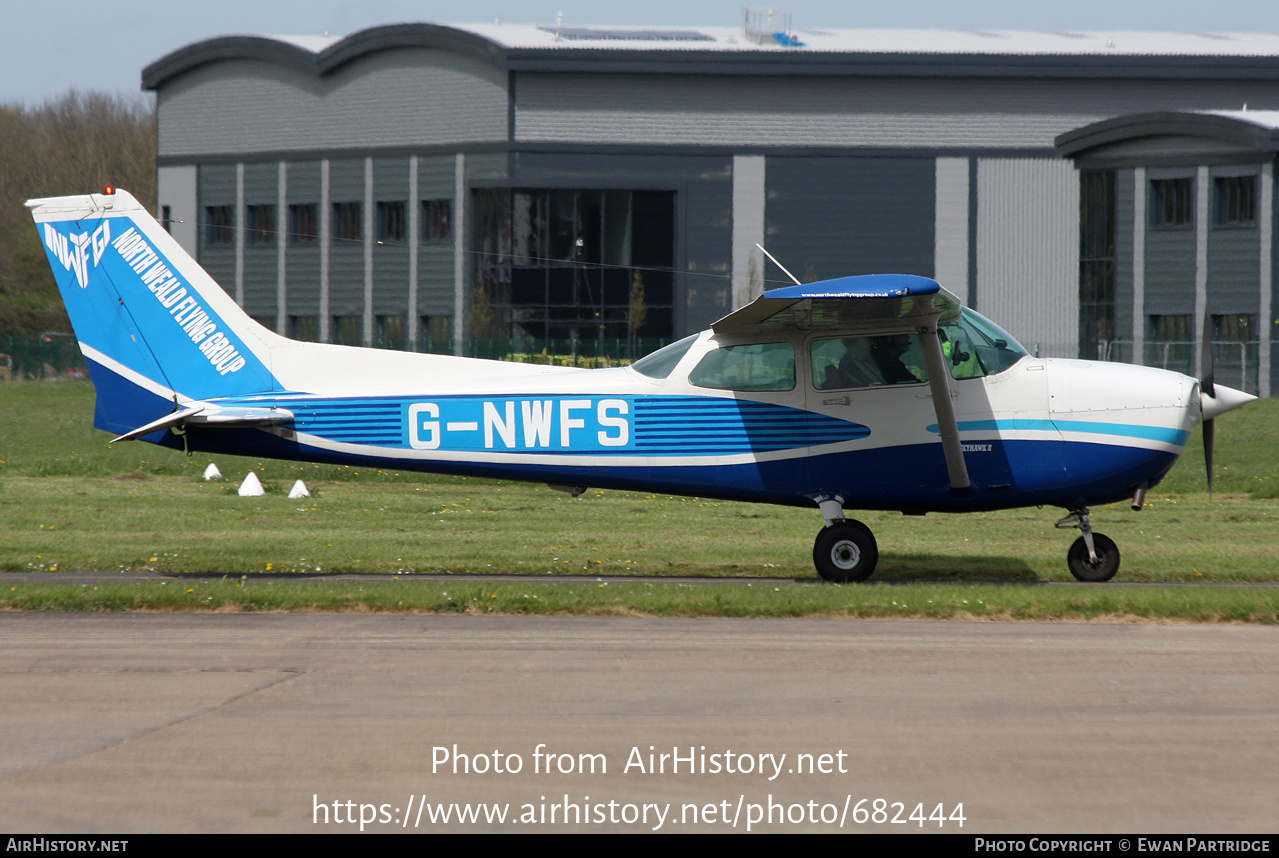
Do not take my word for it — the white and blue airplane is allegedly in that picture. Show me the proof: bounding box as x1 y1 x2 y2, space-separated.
28 187 1255 582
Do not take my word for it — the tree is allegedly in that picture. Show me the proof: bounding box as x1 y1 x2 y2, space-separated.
0 91 156 336
627 269 647 357
467 279 494 341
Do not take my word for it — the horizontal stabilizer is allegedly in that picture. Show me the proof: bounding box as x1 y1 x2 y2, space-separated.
110 404 294 443
110 406 205 443
186 406 297 427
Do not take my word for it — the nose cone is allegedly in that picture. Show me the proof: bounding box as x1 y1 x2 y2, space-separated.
1200 384 1257 421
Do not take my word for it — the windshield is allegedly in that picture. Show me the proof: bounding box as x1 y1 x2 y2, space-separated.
939 309 1029 379
630 334 698 379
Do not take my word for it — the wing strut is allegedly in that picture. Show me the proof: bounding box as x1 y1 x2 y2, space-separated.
918 323 971 490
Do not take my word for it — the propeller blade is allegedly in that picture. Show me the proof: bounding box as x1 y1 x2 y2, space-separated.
1200 312 1215 399
1203 417 1214 497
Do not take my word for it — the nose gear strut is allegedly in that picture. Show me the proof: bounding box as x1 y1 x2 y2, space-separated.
1055 507 1120 582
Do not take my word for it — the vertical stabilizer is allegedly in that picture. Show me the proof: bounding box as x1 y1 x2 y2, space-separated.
26 189 281 435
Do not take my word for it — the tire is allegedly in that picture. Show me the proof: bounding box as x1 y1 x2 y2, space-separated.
813 521 879 583
1067 533 1120 582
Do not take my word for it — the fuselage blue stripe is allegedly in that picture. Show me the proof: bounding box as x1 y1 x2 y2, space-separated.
926 418 1188 446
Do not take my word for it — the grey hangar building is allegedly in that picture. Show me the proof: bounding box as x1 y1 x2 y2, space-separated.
144 20 1279 395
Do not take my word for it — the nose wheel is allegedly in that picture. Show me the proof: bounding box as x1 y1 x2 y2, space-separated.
1057 508 1121 582
813 520 879 582
1066 533 1120 582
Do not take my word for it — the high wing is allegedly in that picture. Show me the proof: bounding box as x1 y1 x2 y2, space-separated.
712 274 971 489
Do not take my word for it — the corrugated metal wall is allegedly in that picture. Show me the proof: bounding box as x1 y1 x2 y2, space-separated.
326 158 365 317
765 156 935 285
1143 169 1198 317
197 163 236 295
933 158 970 301
1207 169 1263 316
975 157 1079 357
285 161 322 316
158 51 507 158
416 155 458 319
241 161 278 317
371 157 411 316
157 165 198 257
1114 168 1136 348
512 73 1279 150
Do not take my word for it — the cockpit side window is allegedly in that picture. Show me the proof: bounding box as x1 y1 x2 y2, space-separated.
689 342 795 391
811 334 927 390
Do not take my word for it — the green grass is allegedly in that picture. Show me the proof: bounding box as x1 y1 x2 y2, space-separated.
2 381 1278 620
2 579 1277 623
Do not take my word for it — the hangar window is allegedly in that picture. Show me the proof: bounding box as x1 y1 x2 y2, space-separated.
422 200 451 241
332 315 362 346
689 342 795 392
289 204 318 244
1079 169 1116 360
1214 176 1257 226
1148 314 1193 370
1212 314 1258 392
332 202 362 242
418 315 452 347
204 205 233 246
246 205 276 246
1213 314 1255 343
377 202 406 243
376 314 405 345
474 188 675 343
289 315 318 342
1150 178 1193 228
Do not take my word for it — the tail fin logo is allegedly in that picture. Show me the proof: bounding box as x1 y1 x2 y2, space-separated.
43 221 111 289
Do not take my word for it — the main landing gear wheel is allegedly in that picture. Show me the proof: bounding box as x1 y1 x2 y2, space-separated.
813 520 879 583
1067 533 1120 582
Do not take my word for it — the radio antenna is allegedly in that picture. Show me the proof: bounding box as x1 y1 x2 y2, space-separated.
755 243 801 285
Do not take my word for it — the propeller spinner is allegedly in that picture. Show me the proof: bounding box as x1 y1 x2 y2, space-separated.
1198 315 1257 494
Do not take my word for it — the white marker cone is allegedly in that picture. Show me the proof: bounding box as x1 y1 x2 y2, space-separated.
288 480 310 499
238 471 265 497
203 463 222 481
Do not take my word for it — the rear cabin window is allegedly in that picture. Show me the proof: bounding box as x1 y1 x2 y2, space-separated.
688 342 795 392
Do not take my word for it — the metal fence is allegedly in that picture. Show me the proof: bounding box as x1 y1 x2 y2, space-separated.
1141 340 1259 394
6 333 1258 394
411 336 669 367
961 339 1261 396
0 336 87 381
1073 340 1261 395
0 335 671 381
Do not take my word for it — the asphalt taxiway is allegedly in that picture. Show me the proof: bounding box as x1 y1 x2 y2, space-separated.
0 614 1275 833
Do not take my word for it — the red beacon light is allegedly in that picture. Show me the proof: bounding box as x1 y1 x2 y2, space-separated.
103 185 115 195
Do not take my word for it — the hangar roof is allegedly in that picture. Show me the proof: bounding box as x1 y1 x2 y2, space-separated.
1056 110 1279 159
143 22 1279 90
